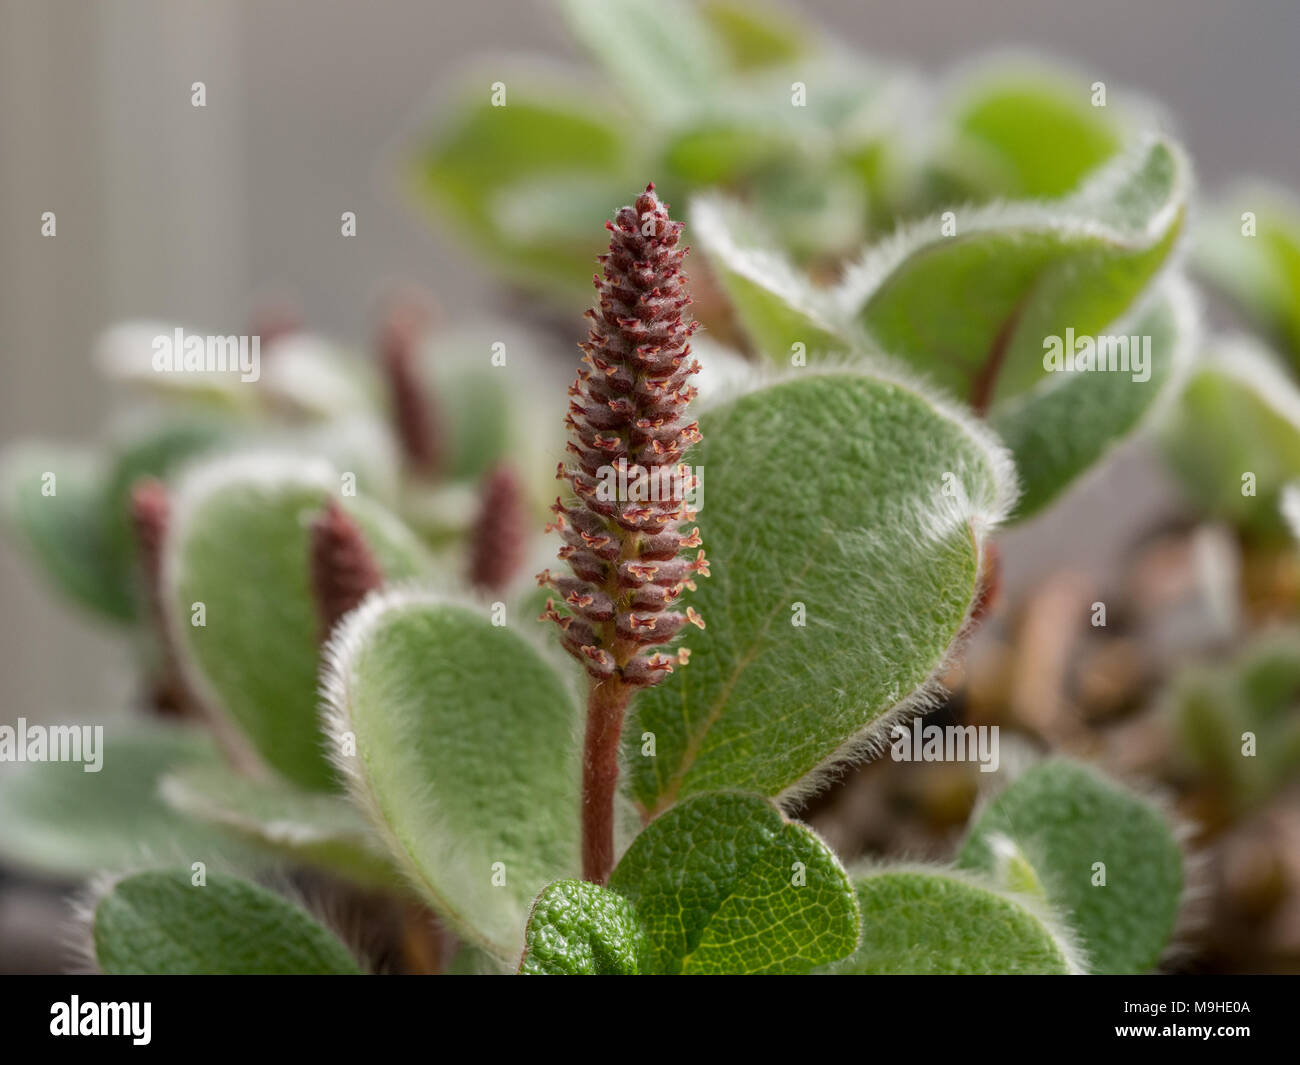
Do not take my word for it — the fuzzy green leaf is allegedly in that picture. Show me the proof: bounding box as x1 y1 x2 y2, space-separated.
166 456 431 791
690 195 847 361
608 792 859 974
843 136 1188 407
818 868 1079 974
926 61 1125 202
628 369 1013 810
1159 338 1300 538
0 722 229 878
0 419 221 623
410 71 634 301
699 0 812 72
1165 628 1300 810
0 445 134 621
992 278 1196 518
557 0 722 124
1195 183 1300 364
322 590 582 962
519 880 646 975
958 759 1184 974
160 764 401 887
92 868 361 974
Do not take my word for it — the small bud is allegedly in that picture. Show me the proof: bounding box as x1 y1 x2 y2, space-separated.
128 479 189 718
309 499 383 639
469 463 529 595
129 477 170 600
378 289 442 476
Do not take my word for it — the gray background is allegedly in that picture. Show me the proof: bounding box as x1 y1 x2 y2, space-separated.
2 0 1298 721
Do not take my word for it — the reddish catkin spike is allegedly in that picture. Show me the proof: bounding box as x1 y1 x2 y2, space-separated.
378 294 443 476
539 183 707 884
309 499 384 640
468 463 529 595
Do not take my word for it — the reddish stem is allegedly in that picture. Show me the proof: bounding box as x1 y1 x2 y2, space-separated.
581 674 631 884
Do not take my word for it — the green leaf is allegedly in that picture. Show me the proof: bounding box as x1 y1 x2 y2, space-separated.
2 421 231 623
817 868 1080 974
160 763 401 887
556 0 722 124
95 320 261 415
958 758 1184 974
841 136 1188 408
258 334 383 420
410 69 634 301
423 327 519 483
991 277 1197 518
1195 183 1300 364
1164 628 1300 810
519 879 646 975
629 368 1014 810
101 417 232 590
1159 337 1300 537
0 721 228 878
690 195 848 361
661 60 898 198
321 589 582 961
92 868 361 974
0 445 133 621
699 0 812 72
608 792 859 974
166 454 431 791
926 59 1126 202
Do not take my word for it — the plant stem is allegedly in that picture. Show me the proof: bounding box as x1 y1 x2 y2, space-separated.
582 674 631 884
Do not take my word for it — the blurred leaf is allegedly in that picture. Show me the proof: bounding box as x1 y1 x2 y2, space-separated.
410 72 634 300
817 868 1079 974
1195 183 1300 364
518 879 646 975
423 331 515 483
95 321 261 415
161 763 401 887
699 0 811 72
1160 337 1300 537
927 60 1126 202
750 161 870 262
608 792 859 974
167 455 431 790
0 445 133 621
2 420 231 623
101 418 231 589
0 721 228 878
93 868 361 974
322 590 581 962
629 369 1013 811
1166 629 1300 809
661 59 897 199
958 758 1184 974
556 0 722 124
992 277 1197 519
258 334 383 420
